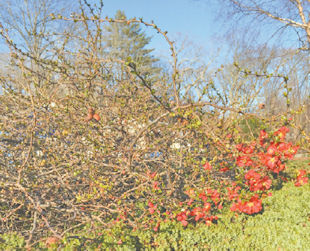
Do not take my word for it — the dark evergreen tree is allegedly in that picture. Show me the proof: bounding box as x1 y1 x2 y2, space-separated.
103 10 160 79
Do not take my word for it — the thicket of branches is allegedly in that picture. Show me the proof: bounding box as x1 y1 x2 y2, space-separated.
0 0 309 246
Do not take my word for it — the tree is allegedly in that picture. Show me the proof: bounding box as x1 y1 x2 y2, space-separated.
0 0 78 94
102 10 160 79
0 0 75 59
220 0 310 51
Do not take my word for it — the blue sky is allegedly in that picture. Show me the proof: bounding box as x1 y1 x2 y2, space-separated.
0 0 300 63
96 0 302 60
97 0 222 57
0 0 224 67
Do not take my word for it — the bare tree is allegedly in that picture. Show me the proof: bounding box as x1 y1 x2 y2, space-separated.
0 0 75 58
219 0 310 51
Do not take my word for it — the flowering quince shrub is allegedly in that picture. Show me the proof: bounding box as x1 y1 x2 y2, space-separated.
1 3 309 246
132 126 305 231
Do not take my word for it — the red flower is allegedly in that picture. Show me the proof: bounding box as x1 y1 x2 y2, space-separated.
148 201 157 214
176 211 189 226
295 177 308 187
199 192 207 202
220 167 230 172
204 202 211 212
205 215 218 226
153 181 159 190
266 144 278 156
93 113 101 121
259 130 268 146
276 163 286 173
147 171 157 179
258 103 265 109
187 198 194 206
236 155 254 167
297 170 307 176
230 201 241 212
261 154 281 172
245 169 261 180
236 144 244 152
203 162 212 171
85 107 100 122
242 143 256 154
217 203 223 210
274 126 289 141
284 145 299 159
244 169 272 191
295 169 309 187
153 222 160 232
259 176 272 190
207 189 220 205
242 197 262 214
227 185 241 201
231 195 262 215
190 207 205 221
277 142 290 152
235 143 255 154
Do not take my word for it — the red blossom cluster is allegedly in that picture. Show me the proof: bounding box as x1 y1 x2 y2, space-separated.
226 182 241 201
244 169 272 191
236 155 254 167
259 129 268 146
274 126 289 141
230 194 262 215
203 162 212 171
142 126 303 231
229 127 301 215
148 201 157 215
175 203 218 227
176 211 189 226
295 169 309 187
177 189 221 226
237 127 299 174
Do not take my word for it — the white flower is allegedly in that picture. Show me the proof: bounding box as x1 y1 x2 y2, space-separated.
36 150 43 157
86 151 93 157
128 126 136 135
170 142 181 150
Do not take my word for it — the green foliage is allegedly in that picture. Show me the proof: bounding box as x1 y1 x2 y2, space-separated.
288 159 310 170
284 159 310 181
239 117 266 140
0 233 25 250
